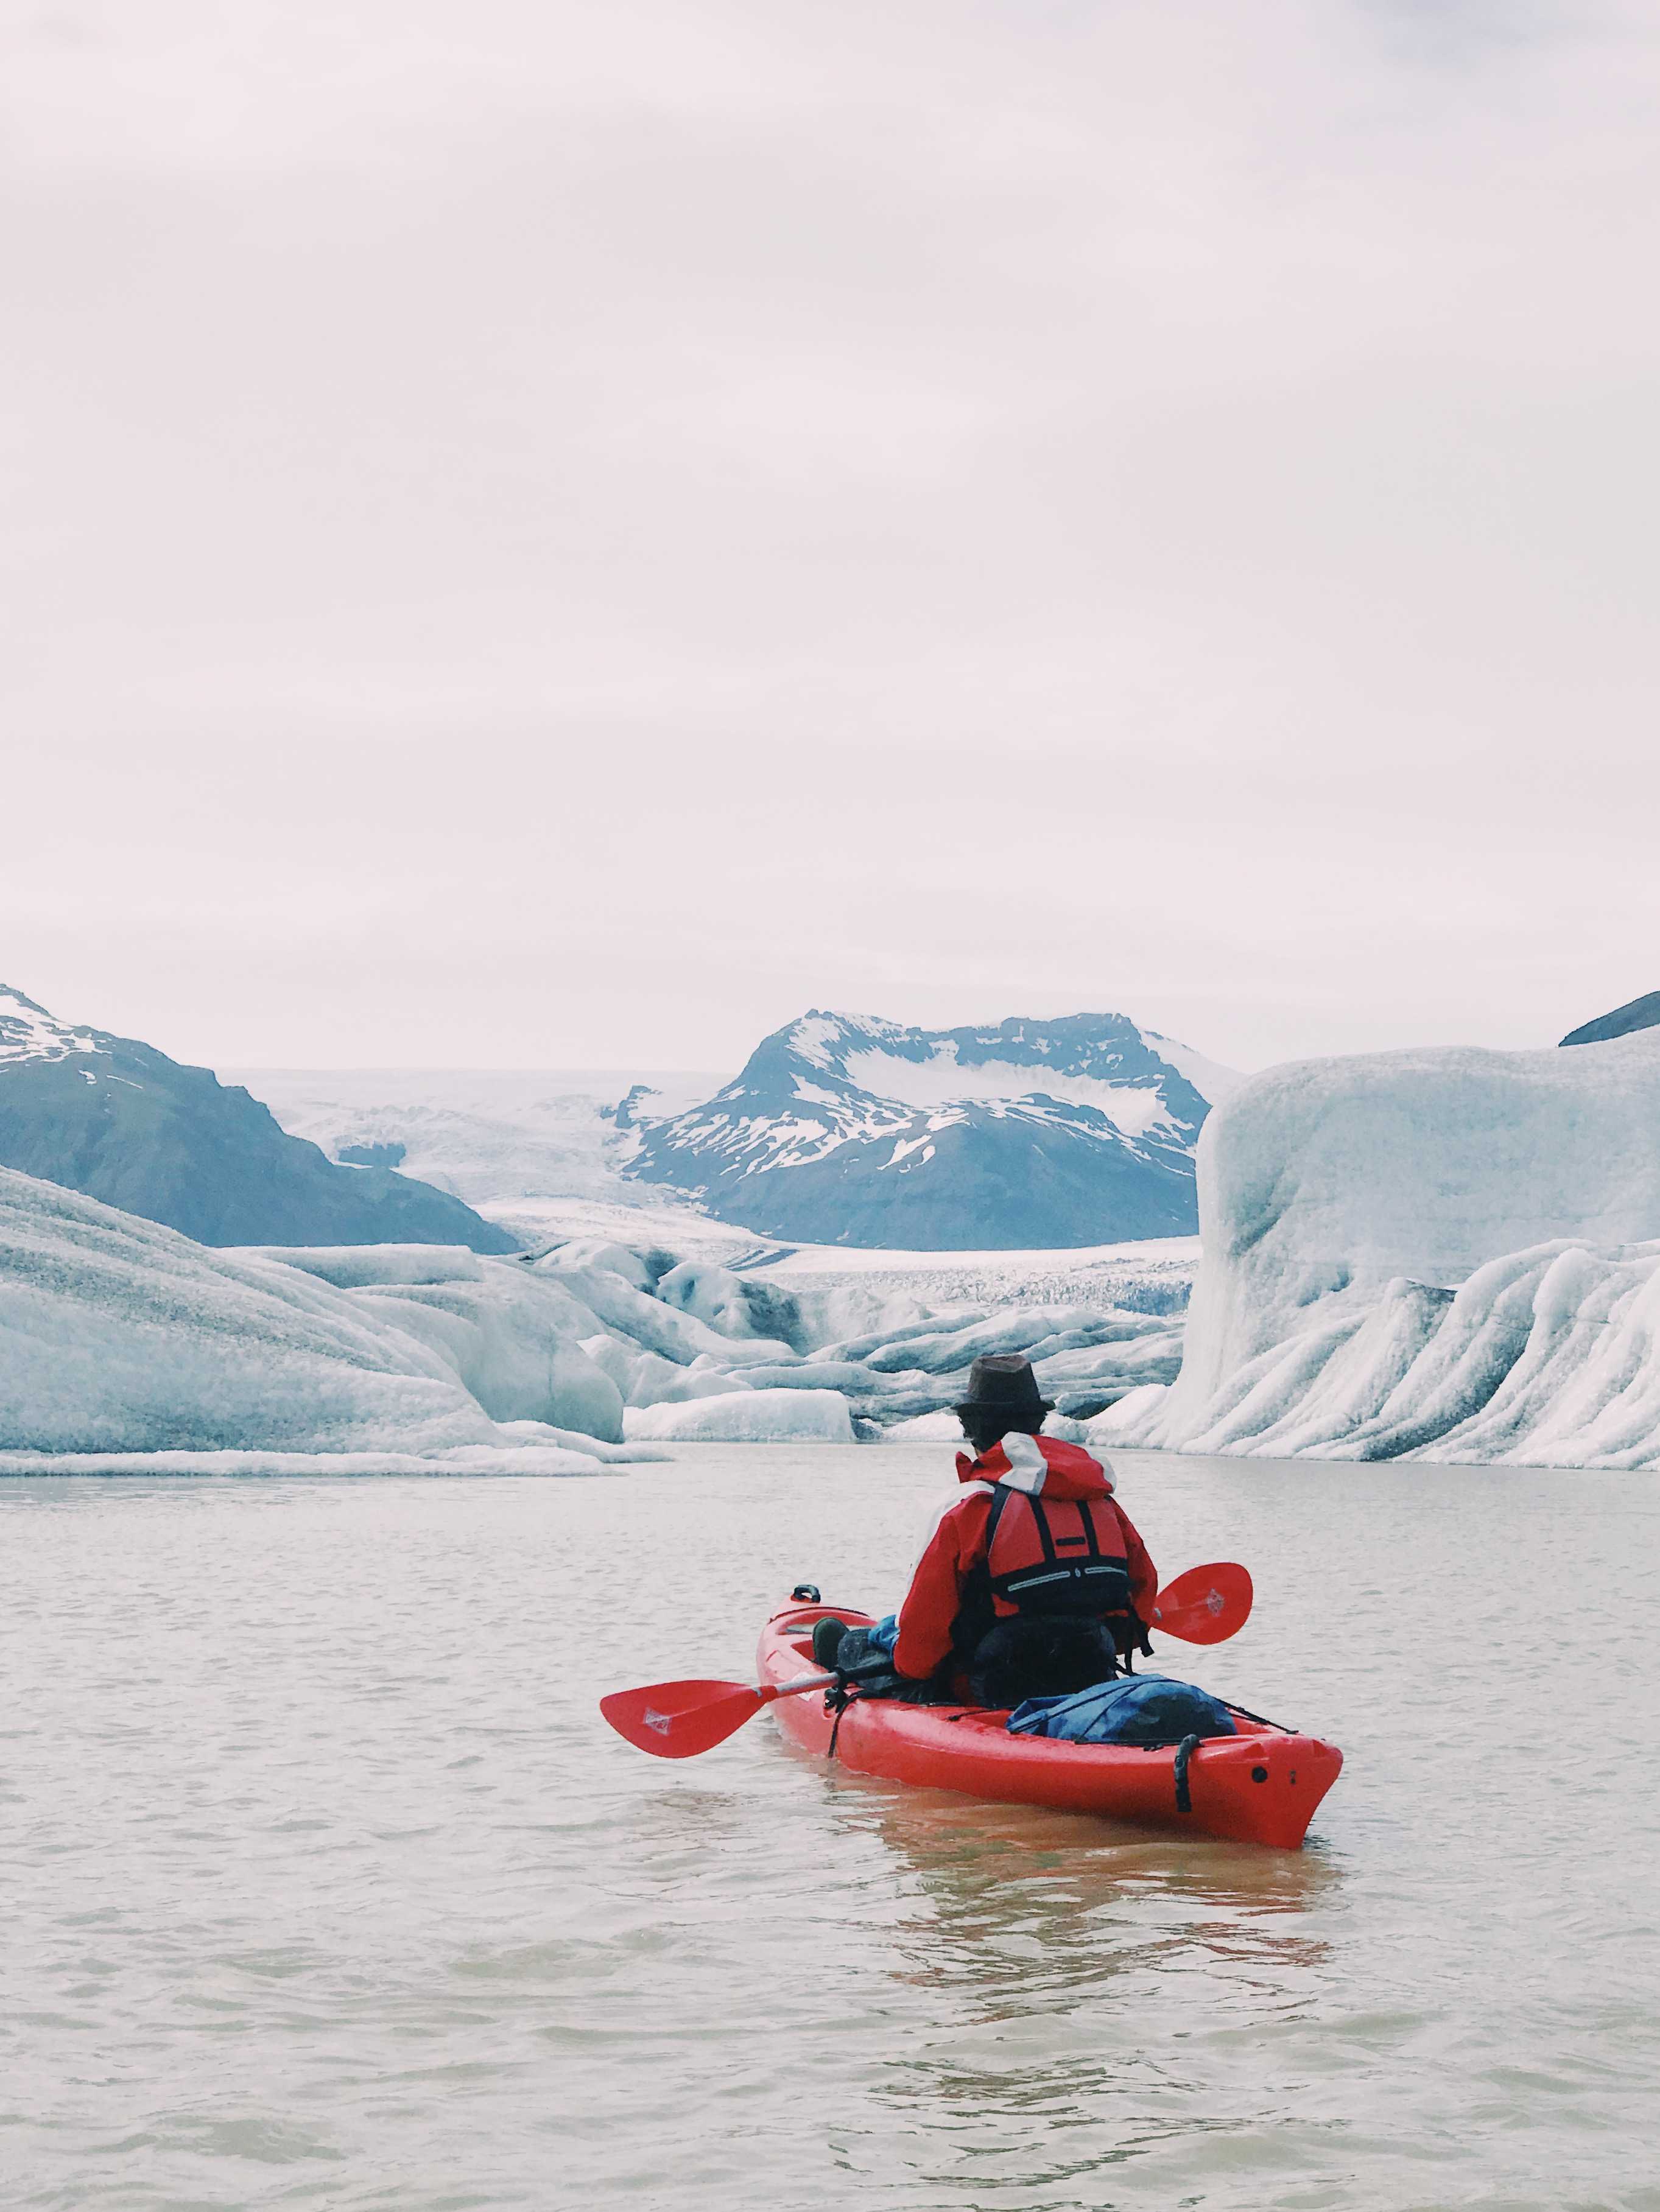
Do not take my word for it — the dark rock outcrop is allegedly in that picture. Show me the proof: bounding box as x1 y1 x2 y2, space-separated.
1560 991 1660 1047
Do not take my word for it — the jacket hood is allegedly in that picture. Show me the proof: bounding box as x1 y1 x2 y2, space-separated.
956 1431 1114 1501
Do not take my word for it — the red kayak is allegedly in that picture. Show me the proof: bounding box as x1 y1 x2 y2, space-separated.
757 1600 1343 1850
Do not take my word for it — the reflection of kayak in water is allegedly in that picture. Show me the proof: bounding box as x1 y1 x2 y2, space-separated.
758 1601 1344 1852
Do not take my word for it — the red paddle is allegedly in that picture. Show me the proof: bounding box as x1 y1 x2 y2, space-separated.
602 1561 1254 1761
1150 1562 1253 1645
600 1671 832 1760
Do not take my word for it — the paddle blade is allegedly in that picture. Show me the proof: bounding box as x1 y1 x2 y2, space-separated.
600 1678 766 1760
1152 1562 1253 1645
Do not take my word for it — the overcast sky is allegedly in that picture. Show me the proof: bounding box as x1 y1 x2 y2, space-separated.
5 0 1658 1075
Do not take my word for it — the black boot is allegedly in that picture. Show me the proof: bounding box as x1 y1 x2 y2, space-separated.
811 1617 849 1668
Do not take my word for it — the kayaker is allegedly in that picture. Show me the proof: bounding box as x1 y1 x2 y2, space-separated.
819 1354 1157 1707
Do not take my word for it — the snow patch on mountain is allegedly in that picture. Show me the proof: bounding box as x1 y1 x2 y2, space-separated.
1143 1031 1246 1108
837 1048 1186 1137
0 986 105 1067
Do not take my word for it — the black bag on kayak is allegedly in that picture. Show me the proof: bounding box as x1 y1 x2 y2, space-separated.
968 1615 1120 1709
1006 1674 1237 1744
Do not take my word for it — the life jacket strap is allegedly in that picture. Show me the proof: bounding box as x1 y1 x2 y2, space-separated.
985 1486 1132 1617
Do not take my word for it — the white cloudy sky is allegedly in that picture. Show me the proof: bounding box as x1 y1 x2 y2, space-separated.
5 0 1658 1074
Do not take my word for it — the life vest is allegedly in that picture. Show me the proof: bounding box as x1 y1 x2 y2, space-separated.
983 1484 1133 1621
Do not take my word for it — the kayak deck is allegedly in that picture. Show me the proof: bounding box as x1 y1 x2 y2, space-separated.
758 1602 1343 1850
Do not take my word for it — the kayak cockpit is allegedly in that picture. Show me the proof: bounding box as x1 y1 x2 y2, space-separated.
763 1599 1296 1737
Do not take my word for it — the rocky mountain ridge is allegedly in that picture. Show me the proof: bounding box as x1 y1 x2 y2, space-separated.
0 986 516 1251
1561 991 1660 1047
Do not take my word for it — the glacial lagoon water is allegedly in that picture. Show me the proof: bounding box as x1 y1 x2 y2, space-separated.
2 1446 1657 2212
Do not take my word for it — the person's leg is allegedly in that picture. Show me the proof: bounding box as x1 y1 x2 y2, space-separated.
969 1617 1118 1707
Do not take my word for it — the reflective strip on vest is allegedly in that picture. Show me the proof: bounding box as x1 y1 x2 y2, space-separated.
985 1486 1132 1618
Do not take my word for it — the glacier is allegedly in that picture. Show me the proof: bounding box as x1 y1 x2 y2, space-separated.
0 1170 622 1470
24 1008 1660 1473
1100 1031 1660 1469
235 1066 727 1235
0 1165 1189 1467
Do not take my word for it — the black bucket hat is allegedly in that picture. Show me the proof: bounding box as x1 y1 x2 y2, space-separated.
952 1352 1053 1424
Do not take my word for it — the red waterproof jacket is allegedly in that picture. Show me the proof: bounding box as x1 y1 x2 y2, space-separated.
892 1433 1158 1682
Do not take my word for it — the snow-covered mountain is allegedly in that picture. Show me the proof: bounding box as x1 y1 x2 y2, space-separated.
622 1010 1240 1249
0 986 516 1251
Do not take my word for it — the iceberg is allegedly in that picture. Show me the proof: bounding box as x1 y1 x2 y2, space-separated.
654 1259 807 1350
877 1410 966 1442
2 1150 1198 1463
860 1304 1166 1375
622 1388 856 1444
1107 1032 1660 1468
0 1168 631 1466
719 1358 901 1393
234 1245 488 1289
532 1256 796 1368
237 1243 626 1441
350 1281 625 1442
620 1349 754 1408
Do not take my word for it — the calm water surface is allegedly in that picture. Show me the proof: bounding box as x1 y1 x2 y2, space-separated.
2 1447 1656 2211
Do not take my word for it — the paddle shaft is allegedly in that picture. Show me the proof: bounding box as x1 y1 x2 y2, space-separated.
762 1671 836 1704
602 1564 1250 1759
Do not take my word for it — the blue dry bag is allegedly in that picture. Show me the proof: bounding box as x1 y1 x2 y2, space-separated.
1006 1674 1237 1744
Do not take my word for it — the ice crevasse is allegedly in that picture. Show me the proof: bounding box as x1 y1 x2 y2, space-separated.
1098 1031 1660 1469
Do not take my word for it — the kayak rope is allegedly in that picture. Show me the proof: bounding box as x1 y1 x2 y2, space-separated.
825 1679 859 1760
1224 1699 1295 1733
1172 1733 1200 1814
823 1649 902 1759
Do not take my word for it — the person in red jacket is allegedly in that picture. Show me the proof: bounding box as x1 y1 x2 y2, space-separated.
872 1352 1158 1708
